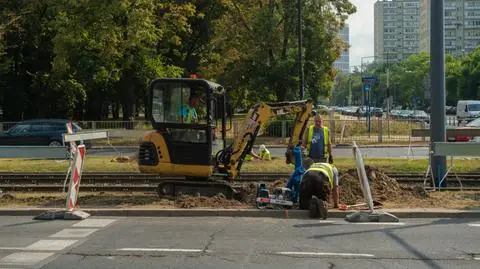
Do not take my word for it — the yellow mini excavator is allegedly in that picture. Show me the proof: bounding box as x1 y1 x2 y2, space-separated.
138 78 315 198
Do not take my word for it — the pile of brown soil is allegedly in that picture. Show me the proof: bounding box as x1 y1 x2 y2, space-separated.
175 193 245 209
111 153 138 163
339 165 404 205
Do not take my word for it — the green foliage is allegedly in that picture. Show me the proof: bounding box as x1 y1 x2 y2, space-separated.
0 0 356 120
333 50 479 109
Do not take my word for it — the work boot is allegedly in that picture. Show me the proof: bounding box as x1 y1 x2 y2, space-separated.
309 196 320 218
318 199 328 220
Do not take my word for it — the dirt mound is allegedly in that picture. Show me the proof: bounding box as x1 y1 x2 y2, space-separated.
339 165 403 205
0 191 15 200
111 153 138 163
175 193 245 208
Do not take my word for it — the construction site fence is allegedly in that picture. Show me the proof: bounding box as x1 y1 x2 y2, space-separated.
0 116 437 145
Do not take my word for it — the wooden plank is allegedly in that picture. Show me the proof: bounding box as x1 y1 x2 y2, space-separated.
412 128 480 137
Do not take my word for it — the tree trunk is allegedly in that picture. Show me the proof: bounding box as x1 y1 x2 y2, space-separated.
120 70 136 129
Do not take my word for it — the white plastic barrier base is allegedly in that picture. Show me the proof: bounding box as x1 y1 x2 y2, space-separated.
345 142 399 223
34 210 90 220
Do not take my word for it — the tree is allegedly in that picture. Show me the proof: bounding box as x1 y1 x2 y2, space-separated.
0 0 67 120
202 0 356 108
52 0 189 120
458 47 480 101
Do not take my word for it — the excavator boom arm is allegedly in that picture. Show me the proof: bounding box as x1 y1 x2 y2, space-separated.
215 100 314 179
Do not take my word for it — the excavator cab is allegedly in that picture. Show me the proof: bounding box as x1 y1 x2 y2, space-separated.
138 78 230 178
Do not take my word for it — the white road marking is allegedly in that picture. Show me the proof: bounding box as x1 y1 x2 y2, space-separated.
72 218 117 228
276 252 375 257
0 240 77 251
117 248 204 253
317 220 336 224
344 222 406 226
474 257 480 260
49 228 98 238
25 240 78 251
468 223 480 227
0 252 55 266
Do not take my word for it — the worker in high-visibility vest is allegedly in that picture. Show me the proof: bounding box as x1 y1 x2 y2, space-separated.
302 114 333 164
299 162 340 219
258 144 271 160
245 145 271 161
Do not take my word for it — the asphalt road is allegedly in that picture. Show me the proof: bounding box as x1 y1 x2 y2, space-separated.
0 216 479 269
91 146 430 158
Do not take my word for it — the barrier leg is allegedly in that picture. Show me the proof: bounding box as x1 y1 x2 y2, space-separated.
452 157 463 192
438 156 462 192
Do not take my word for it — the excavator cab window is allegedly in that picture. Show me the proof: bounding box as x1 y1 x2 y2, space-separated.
151 82 207 125
148 78 228 164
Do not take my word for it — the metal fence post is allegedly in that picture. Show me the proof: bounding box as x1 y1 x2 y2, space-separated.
0 123 3 132
378 117 383 143
329 110 335 143
92 122 96 129
281 120 286 138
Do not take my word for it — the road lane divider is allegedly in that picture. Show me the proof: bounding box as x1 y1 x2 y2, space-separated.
117 248 204 253
276 252 375 257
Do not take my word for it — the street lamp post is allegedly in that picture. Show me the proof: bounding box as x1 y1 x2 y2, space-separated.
297 0 304 100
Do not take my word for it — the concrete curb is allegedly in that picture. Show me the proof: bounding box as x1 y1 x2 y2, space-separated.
0 208 478 219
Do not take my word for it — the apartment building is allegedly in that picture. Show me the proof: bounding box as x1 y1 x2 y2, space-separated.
420 0 480 56
374 0 421 62
334 25 350 73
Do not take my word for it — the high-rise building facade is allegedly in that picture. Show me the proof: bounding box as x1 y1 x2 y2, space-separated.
334 25 350 73
420 0 480 56
374 0 421 63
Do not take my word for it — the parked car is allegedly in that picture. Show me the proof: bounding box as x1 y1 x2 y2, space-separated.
410 110 430 123
456 100 480 125
0 119 91 148
371 107 384 117
448 118 480 142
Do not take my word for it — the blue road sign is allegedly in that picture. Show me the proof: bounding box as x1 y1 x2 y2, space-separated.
362 76 378 84
363 84 370 91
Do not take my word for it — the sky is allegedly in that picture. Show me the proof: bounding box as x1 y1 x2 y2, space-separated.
346 0 377 69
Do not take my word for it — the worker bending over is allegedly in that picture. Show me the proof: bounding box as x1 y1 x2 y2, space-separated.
302 114 333 164
299 161 340 219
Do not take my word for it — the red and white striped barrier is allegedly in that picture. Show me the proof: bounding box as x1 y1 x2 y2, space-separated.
66 122 77 157
66 144 86 211
34 124 108 220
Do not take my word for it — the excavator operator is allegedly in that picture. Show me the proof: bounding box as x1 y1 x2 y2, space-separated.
178 91 200 123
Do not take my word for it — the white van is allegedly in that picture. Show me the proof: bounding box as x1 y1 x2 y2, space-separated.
457 100 480 125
